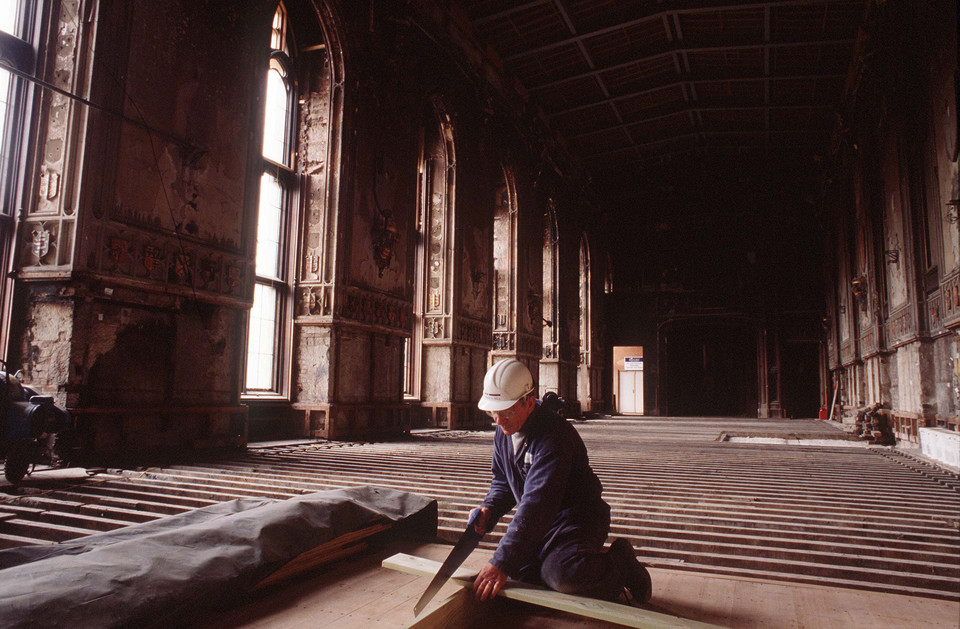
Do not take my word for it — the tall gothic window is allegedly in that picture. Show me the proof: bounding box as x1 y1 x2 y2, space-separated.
541 202 559 362
492 166 518 355
0 1 37 356
406 104 455 398
578 233 592 402
244 3 297 395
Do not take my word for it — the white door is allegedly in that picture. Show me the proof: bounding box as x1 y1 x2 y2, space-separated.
618 370 644 414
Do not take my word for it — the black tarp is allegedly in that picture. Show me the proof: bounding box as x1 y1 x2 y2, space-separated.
0 485 437 628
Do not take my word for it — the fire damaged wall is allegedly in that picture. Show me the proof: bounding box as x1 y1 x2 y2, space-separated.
283 0 604 436
822 0 959 439
9 0 609 459
10 0 266 461
9 285 74 404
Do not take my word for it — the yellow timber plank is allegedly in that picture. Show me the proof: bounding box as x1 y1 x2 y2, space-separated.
382 552 725 629
255 521 393 590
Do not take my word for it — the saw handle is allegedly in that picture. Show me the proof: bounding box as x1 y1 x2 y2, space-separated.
469 506 496 535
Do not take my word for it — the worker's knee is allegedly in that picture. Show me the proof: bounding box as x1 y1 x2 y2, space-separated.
539 548 606 596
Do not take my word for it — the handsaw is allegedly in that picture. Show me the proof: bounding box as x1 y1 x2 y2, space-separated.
413 509 484 616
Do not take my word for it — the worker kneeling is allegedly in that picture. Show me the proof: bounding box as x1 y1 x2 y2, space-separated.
471 358 652 605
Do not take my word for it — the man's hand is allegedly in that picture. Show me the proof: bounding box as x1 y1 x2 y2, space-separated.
469 507 493 536
473 560 507 601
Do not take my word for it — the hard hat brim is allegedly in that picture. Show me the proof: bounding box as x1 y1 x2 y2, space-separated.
477 394 518 412
477 385 534 412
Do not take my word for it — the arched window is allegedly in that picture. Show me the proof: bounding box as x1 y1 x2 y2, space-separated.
538 199 562 401
541 200 559 362
406 102 455 399
492 165 518 354
0 1 38 356
244 3 298 395
578 233 592 404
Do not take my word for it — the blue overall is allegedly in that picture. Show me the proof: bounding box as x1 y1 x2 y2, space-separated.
479 403 626 600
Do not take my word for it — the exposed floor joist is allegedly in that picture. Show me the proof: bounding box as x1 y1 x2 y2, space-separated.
2 418 958 604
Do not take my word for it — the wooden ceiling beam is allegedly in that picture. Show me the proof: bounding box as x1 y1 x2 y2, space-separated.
472 0 849 26
546 73 842 118
567 103 834 141
527 40 850 93
589 142 825 170
470 0 553 26
549 73 846 116
500 1 856 61
584 129 828 161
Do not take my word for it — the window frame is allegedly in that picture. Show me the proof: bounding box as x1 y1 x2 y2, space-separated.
405 104 456 400
242 16 299 399
0 1 38 361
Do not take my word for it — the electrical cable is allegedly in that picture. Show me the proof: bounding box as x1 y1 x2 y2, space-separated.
0 59 197 150
1 38 216 319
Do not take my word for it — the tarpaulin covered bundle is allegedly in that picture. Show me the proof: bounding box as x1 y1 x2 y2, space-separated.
0 485 437 629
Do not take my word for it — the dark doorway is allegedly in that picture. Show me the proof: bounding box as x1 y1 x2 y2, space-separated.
779 341 822 418
661 319 758 417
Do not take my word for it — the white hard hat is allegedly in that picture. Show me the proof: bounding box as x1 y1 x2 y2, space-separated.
478 358 534 412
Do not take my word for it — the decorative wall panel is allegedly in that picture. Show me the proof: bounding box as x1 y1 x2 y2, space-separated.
457 317 491 347
17 0 86 274
840 339 855 365
885 304 917 347
518 331 541 357
860 323 879 356
338 286 411 332
860 329 876 356
427 188 448 324
494 329 544 356
941 272 960 328
927 289 944 333
299 284 334 317
82 221 246 303
882 138 909 310
492 330 514 350
462 223 490 319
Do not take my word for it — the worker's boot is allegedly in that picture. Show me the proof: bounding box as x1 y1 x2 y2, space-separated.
608 537 653 605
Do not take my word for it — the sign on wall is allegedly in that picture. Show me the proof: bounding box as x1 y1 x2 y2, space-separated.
624 356 644 371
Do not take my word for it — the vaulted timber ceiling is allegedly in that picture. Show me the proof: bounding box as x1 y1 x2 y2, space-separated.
458 0 865 174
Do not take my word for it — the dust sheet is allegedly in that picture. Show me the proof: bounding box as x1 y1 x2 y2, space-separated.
0 485 437 629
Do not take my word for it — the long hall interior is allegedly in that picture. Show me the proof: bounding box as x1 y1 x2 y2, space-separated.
0 1 957 627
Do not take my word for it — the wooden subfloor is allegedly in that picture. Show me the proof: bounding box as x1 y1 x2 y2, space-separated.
193 541 960 629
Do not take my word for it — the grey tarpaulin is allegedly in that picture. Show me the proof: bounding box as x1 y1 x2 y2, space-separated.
0 485 437 629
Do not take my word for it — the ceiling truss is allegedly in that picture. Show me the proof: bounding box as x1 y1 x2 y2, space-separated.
459 0 863 170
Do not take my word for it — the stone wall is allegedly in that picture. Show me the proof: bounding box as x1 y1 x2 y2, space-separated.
7 0 610 459
823 0 959 441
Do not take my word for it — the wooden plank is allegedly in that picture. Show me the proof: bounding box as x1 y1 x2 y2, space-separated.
384 551 481 582
254 521 393 590
382 552 725 629
400 588 478 629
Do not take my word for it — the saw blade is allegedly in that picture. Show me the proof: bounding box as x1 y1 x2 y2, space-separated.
413 510 484 616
